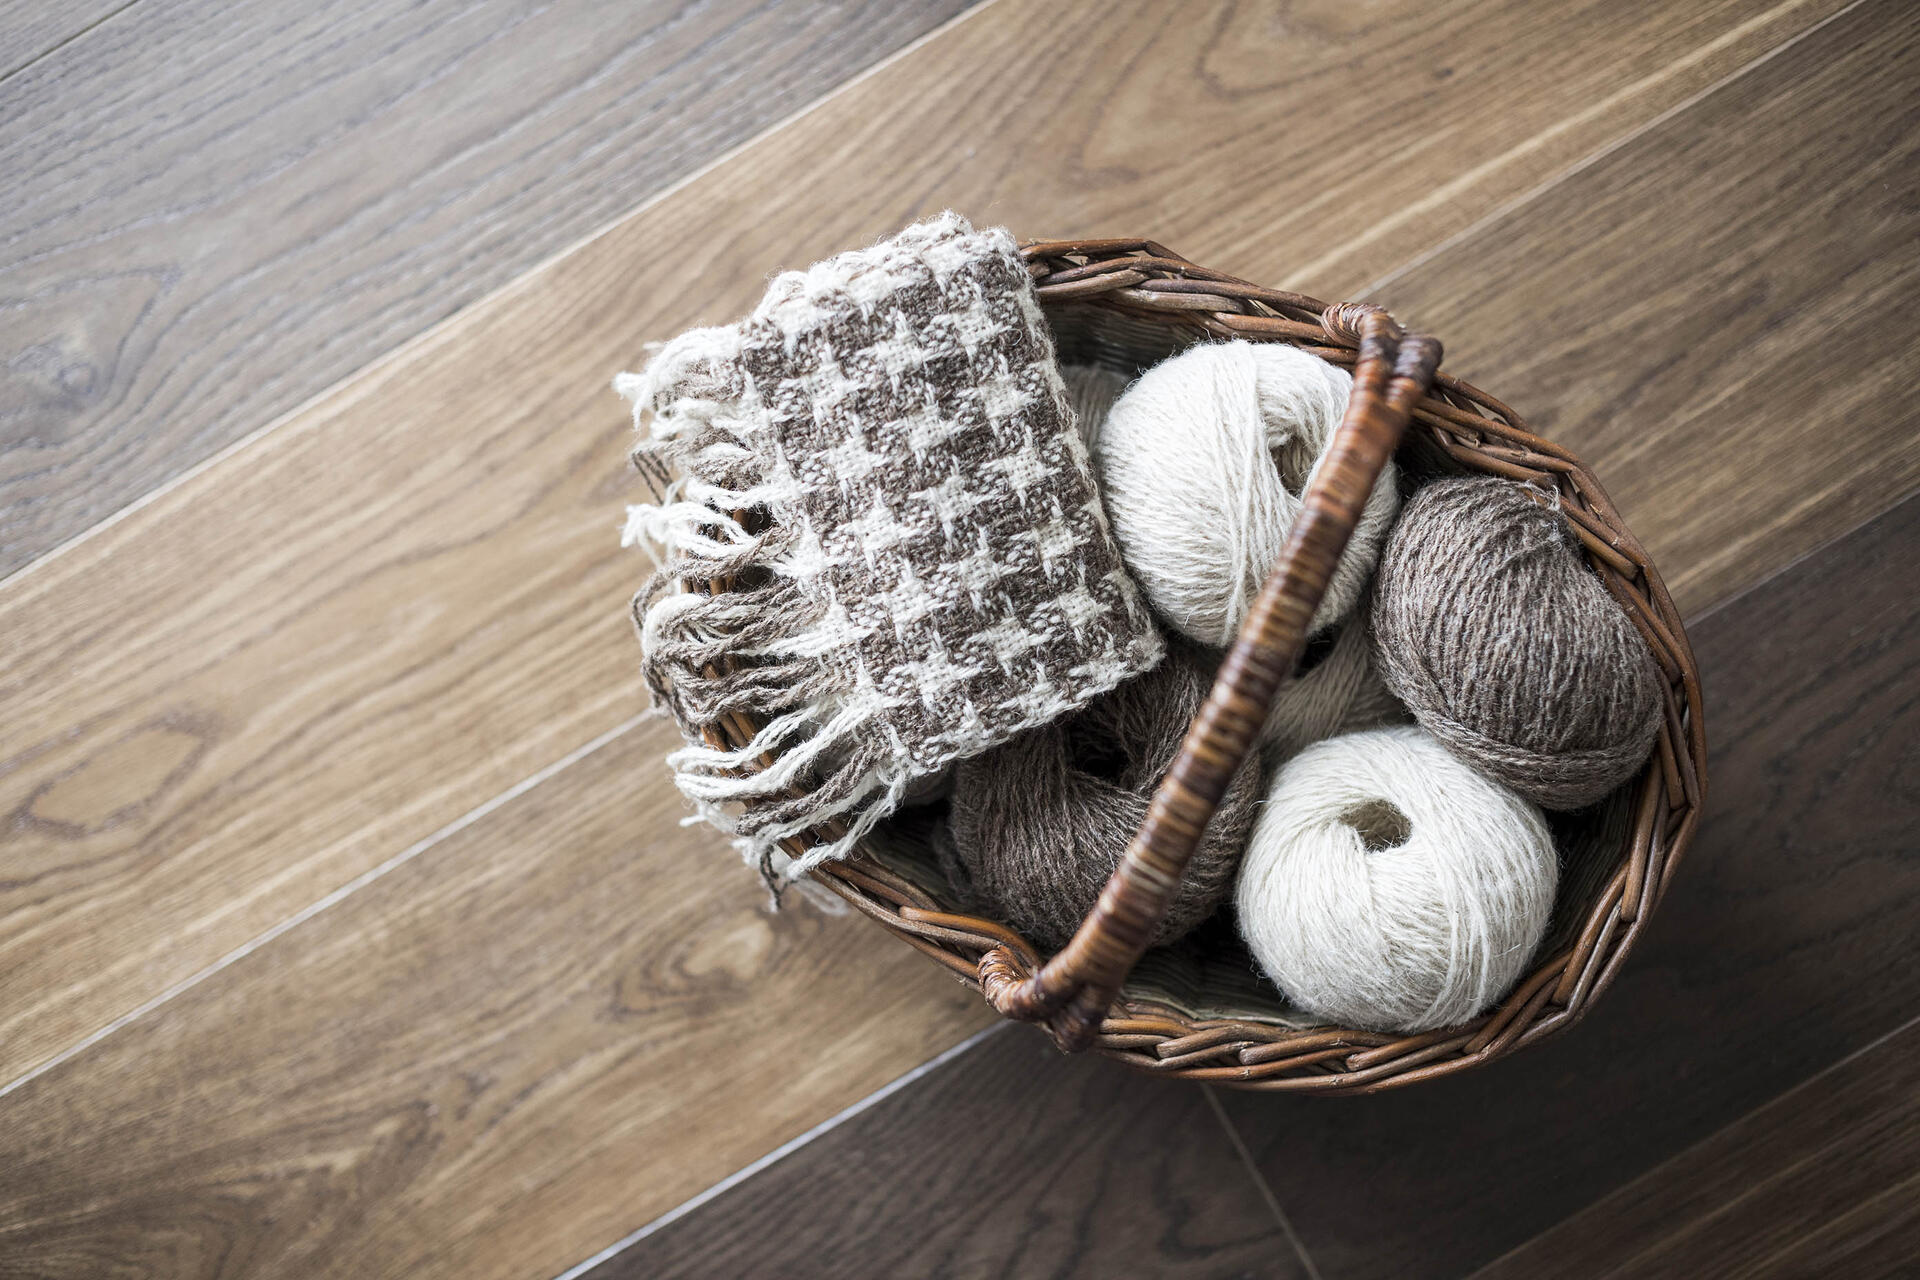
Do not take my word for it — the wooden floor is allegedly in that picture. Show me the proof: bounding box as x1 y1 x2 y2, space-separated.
1 2 1915 1276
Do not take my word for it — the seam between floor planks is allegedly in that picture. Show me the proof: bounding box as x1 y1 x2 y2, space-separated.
0 0 136 83
1466 1007 1920 1279
0 712 652 1103
0 0 1003 595
547 1023 1010 1280
0 17 1873 1274
0 0 987 578
1322 0 1847 295
1204 1086 1329 1280
1358 0 1872 300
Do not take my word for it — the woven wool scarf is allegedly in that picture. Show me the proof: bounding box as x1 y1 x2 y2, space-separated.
621 214 1164 888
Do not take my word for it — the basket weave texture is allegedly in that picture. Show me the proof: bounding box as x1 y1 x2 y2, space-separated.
681 237 1707 1093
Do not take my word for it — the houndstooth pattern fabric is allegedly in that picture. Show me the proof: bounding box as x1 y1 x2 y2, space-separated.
621 214 1163 883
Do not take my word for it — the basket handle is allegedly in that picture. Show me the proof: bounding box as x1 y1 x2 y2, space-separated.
979 305 1443 1051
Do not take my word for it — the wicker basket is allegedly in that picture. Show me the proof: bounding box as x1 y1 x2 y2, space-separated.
689 237 1706 1093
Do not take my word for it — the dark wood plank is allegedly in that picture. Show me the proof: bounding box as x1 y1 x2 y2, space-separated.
1223 487 1920 1279
1367 0 1920 618
1752 1176 1920 1280
0 0 1836 1094
0 0 124 79
0 0 972 575
578 1027 1305 1280
1471 1017 1920 1280
0 719 991 1280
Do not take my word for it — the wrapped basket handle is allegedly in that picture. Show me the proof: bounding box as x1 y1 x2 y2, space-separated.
979 305 1444 1051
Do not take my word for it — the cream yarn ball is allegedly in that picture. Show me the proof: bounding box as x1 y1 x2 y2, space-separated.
1093 339 1400 646
1235 725 1556 1033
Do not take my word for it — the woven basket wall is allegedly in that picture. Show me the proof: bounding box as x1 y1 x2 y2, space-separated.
693 238 1707 1093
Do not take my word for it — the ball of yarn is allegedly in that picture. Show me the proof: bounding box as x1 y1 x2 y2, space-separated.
1061 363 1131 447
1247 601 1407 761
1093 339 1400 647
1371 476 1664 810
944 644 1261 950
1235 725 1556 1032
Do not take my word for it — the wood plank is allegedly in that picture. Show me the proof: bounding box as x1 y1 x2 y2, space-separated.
1470 1018 1920 1280
1752 1178 1920 1280
577 1028 1305 1280
0 0 1847 1093
1364 0 1920 617
0 719 992 1280
0 0 975 575
1223 490 1920 1277
0 0 123 80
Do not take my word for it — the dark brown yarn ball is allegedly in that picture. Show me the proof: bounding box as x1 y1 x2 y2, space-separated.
942 644 1260 951
1370 476 1664 810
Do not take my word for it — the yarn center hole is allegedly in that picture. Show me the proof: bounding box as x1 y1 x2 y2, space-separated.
1340 799 1412 852
1271 439 1315 496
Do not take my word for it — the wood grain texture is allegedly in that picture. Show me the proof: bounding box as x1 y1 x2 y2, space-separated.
1367 0 1920 617
0 0 974 575
579 1028 1305 1280
0 0 124 80
1471 1016 1920 1280
1224 486 1920 1280
0 719 990 1280
0 0 1848 1093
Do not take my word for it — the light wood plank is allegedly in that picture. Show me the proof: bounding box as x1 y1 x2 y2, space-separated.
0 720 990 1280
0 0 1845 1093
0 0 974 574
1368 0 1920 616
1470 1017 1920 1280
0 0 123 79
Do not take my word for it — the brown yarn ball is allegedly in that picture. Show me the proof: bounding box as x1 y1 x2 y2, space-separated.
1370 476 1664 810
942 644 1260 950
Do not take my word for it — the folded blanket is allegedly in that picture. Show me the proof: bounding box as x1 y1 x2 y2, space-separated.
620 213 1163 889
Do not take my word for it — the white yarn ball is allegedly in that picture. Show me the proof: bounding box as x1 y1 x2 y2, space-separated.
1061 363 1131 448
1093 340 1400 647
1235 725 1556 1032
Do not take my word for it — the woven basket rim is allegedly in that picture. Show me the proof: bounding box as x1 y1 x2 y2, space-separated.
690 237 1707 1093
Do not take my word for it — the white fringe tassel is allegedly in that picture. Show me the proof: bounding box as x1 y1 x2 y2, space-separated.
616 364 919 895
